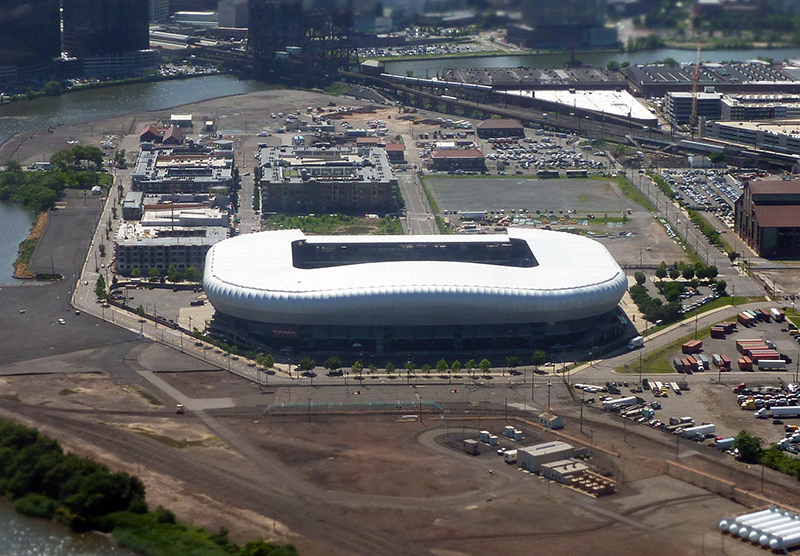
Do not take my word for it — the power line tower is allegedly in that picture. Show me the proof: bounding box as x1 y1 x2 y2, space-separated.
246 0 303 81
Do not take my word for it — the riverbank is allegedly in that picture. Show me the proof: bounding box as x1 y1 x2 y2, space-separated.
12 211 48 280
0 71 230 106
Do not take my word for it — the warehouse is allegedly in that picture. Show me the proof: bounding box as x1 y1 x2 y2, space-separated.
202 228 628 352
476 119 525 139
734 177 800 258
431 148 486 172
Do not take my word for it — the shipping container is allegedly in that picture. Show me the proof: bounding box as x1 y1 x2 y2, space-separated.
712 354 723 368
720 354 731 369
759 308 772 322
771 308 785 322
738 313 755 326
739 357 753 371
710 327 726 339
682 340 703 354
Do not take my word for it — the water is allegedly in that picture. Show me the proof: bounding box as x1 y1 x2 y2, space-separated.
0 74 271 147
384 47 800 77
0 202 36 285
0 499 132 556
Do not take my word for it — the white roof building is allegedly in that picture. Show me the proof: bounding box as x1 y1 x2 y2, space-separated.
203 228 627 328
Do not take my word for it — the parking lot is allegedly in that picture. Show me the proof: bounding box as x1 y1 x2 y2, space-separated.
659 168 743 229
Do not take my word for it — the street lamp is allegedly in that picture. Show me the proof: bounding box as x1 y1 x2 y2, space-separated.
547 381 552 411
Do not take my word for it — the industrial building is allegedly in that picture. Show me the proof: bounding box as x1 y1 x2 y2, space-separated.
703 120 800 156
539 459 588 483
431 148 486 172
476 119 525 139
0 0 61 83
257 145 398 214
734 177 800 258
442 67 626 91
63 0 150 58
516 441 575 472
665 91 722 125
131 149 235 194
202 228 628 352
623 62 800 98
527 89 658 127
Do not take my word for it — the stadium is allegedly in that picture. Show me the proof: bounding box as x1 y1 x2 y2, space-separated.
203 228 628 353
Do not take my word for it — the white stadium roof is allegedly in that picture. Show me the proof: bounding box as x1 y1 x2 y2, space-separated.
203 228 627 327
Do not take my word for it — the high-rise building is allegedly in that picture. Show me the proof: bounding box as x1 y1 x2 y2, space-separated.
0 0 61 70
508 0 616 49
219 0 249 27
63 0 150 57
150 0 170 22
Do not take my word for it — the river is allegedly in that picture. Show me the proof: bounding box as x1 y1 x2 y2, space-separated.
0 499 133 556
0 74 271 147
384 46 800 77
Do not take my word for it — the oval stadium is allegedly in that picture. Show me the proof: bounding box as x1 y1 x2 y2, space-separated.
203 228 628 353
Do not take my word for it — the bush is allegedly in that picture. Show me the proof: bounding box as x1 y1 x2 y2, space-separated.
15 494 57 518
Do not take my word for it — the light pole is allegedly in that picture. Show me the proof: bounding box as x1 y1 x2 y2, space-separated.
547 381 552 412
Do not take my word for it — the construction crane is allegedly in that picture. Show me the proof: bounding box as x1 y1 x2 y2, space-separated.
690 42 701 138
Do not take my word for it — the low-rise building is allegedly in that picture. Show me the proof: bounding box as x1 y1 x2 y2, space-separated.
703 119 800 156
384 142 405 163
431 148 485 172
540 459 588 483
516 441 575 472
734 177 800 258
257 145 399 214
131 150 234 194
114 223 227 276
665 92 722 125
476 119 525 139
538 412 564 430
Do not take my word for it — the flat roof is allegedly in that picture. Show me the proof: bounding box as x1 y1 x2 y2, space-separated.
715 119 800 139
509 89 657 123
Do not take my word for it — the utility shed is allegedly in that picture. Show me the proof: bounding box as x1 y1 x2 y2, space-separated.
463 439 480 455
170 114 193 127
540 459 588 483
538 412 564 430
516 441 575 472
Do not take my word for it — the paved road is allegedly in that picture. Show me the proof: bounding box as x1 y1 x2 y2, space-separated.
399 132 437 235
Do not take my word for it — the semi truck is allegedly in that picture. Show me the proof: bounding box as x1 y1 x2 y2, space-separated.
755 406 800 419
681 423 715 438
757 359 787 371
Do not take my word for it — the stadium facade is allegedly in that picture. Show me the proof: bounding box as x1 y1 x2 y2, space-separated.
203 229 628 353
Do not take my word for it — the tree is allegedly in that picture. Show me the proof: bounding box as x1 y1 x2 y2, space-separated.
733 431 763 463
131 268 141 278
506 356 519 374
729 251 739 263
606 59 621 72
183 266 202 282
98 243 106 258
682 267 695 280
385 362 395 375
147 267 160 283
668 268 680 280
655 261 668 279
421 364 432 374
634 271 646 285
240 539 299 556
297 357 315 372
531 350 546 371
352 360 363 378
465 359 477 378
94 276 107 299
436 359 448 374
136 305 145 317
451 360 462 375
264 353 274 368
479 358 491 375
324 356 342 373
167 265 182 283
709 151 725 164
716 279 728 295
